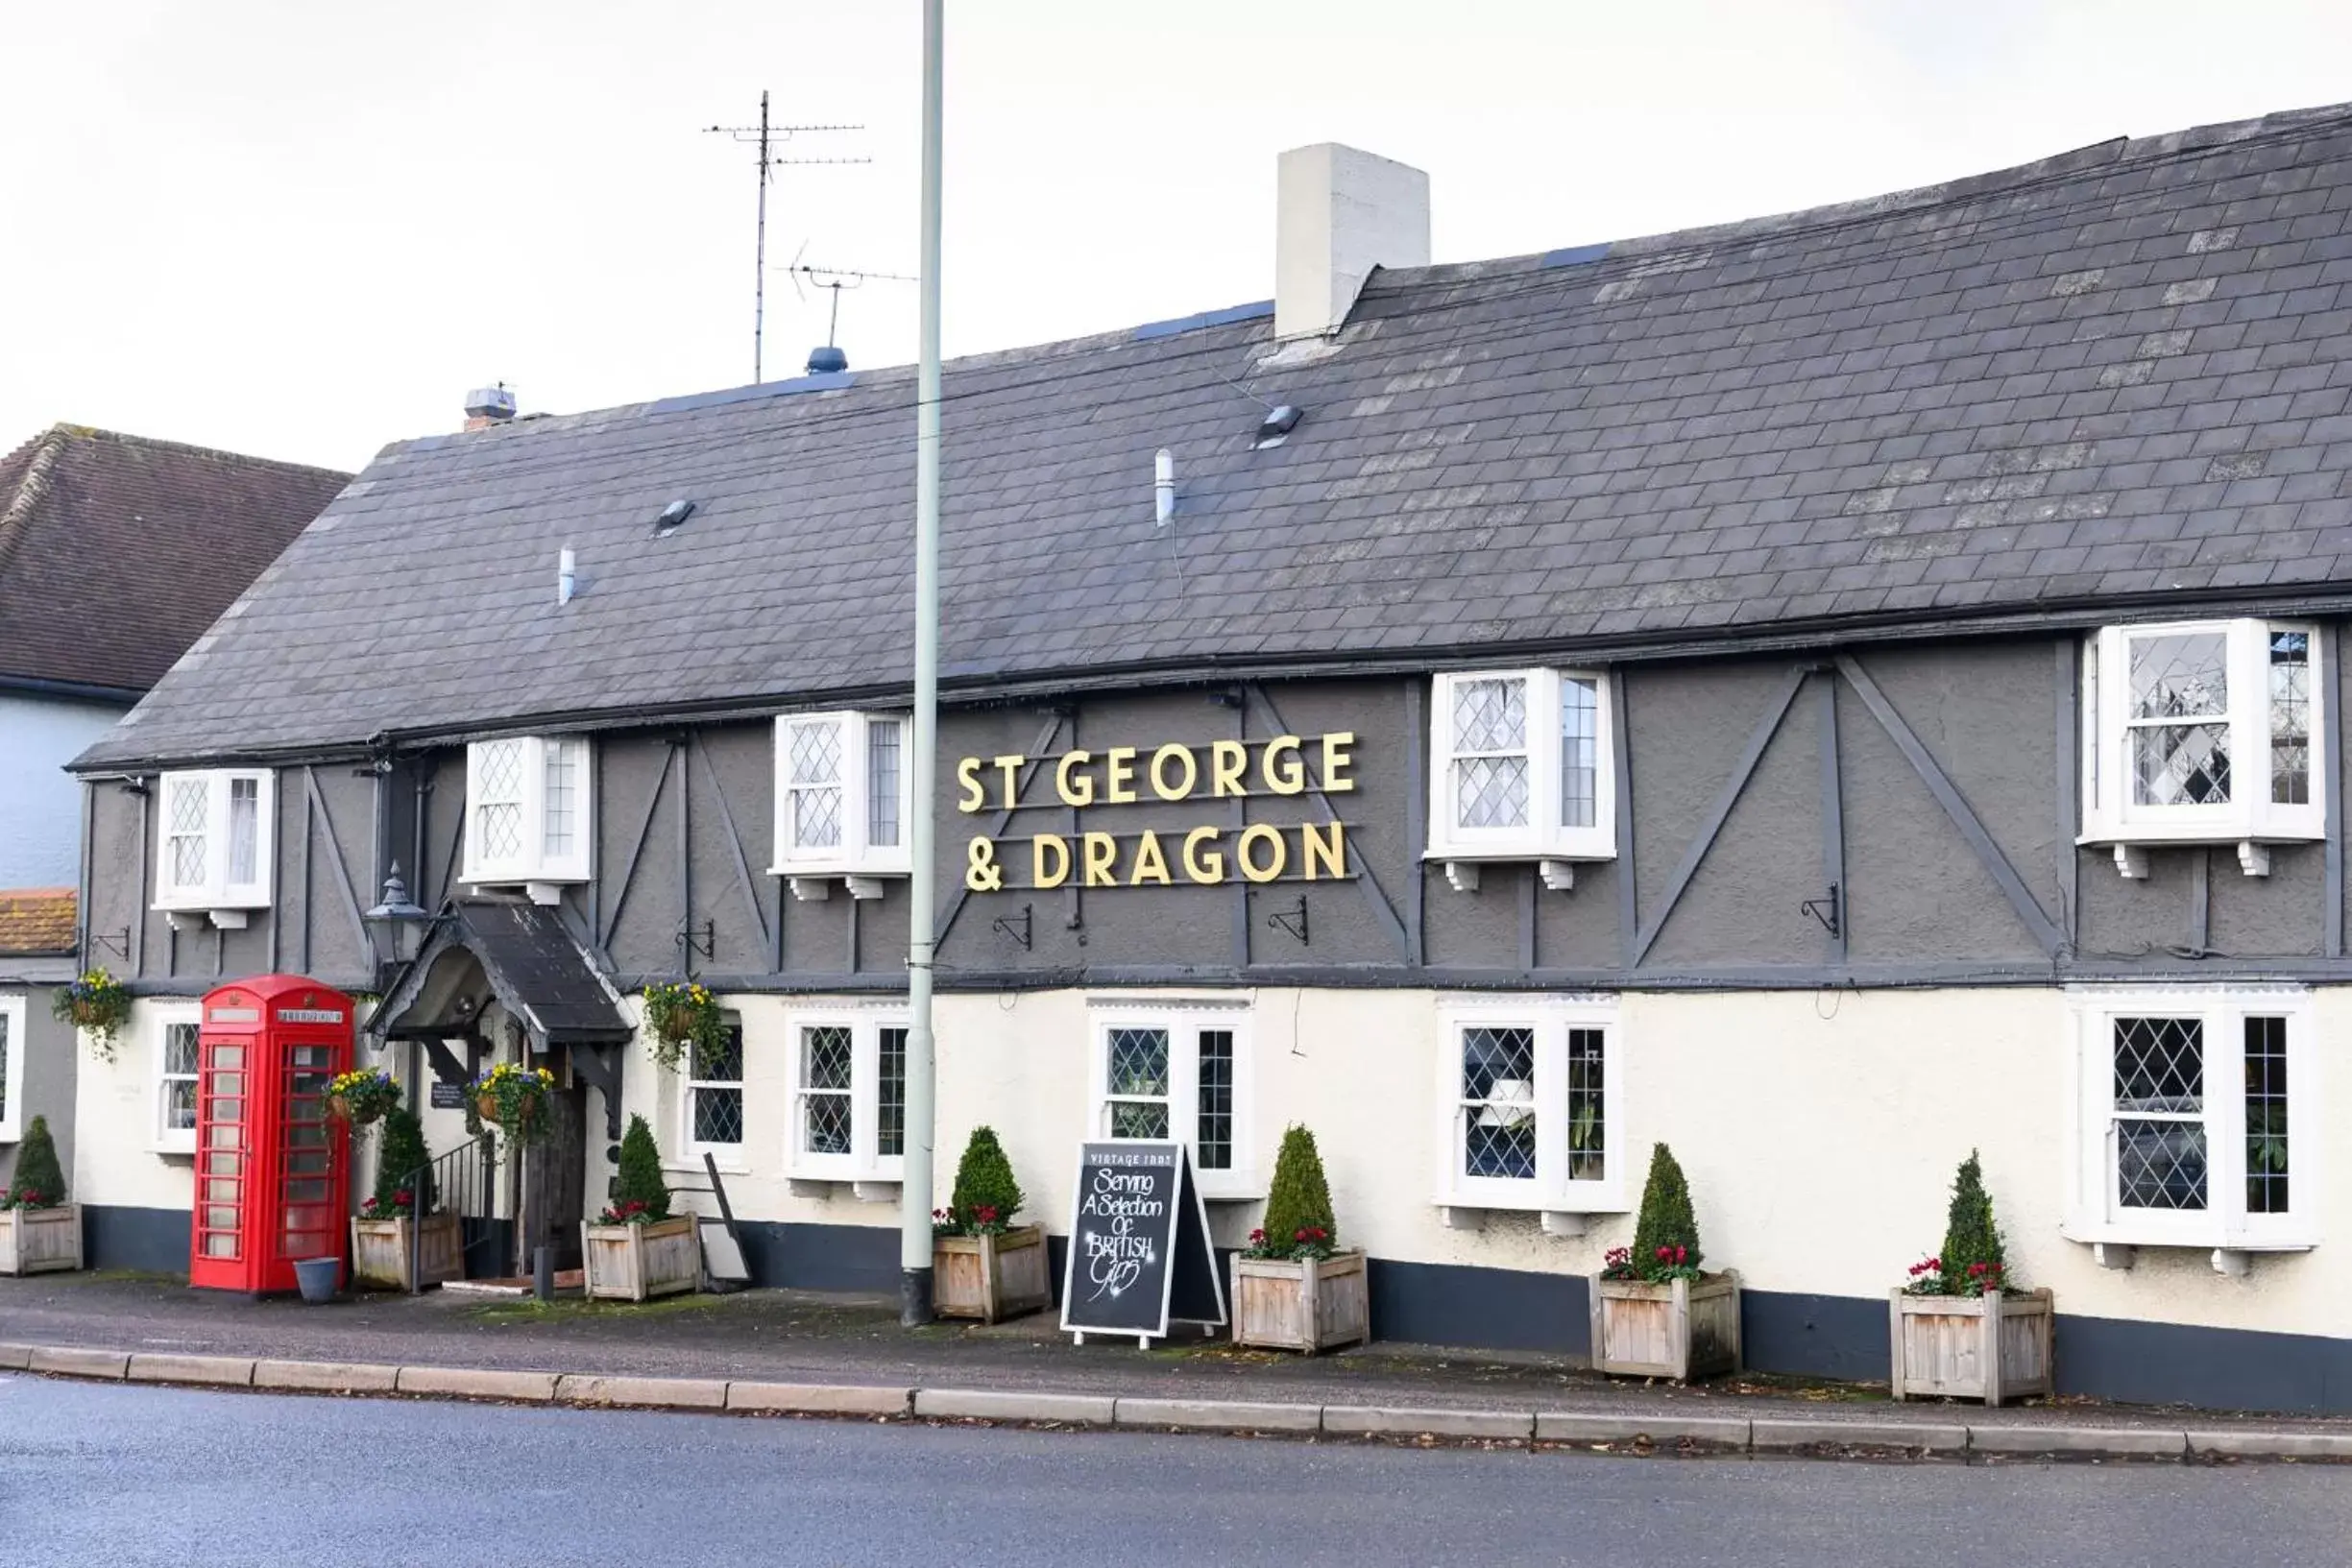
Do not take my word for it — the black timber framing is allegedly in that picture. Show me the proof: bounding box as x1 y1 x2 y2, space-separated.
1609 668 1636 970
1629 663 1808 967
677 736 693 970
2328 622 2345 960
1227 701 1247 968
2189 849 2212 954
691 731 770 955
303 766 372 965
932 712 1065 947
2054 639 2080 952
1837 655 2067 959
601 739 680 950
1246 684 1410 960
1404 677 1427 967
1816 669 1845 965
570 1043 626 1141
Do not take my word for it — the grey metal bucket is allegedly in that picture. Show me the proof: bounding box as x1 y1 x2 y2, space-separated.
294 1257 341 1303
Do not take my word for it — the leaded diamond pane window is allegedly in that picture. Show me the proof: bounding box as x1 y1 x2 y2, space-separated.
2113 1017 2206 1211
1451 677 1530 831
2245 1016 2290 1215
474 739 525 861
2270 634 2311 806
1105 1026 1172 1140
801 1025 854 1156
2127 632 2230 807
1565 1027 1605 1182
161 1023 201 1133
1196 1030 1233 1171
788 719 844 851
168 778 208 889
689 1025 743 1148
877 1026 907 1158
1461 1025 1537 1181
867 720 903 849
1561 679 1599 830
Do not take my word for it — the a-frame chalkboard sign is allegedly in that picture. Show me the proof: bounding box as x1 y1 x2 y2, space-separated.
1059 1140 1225 1346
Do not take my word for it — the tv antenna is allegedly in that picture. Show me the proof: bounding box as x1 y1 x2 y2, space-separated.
788 255 917 372
704 91 867 383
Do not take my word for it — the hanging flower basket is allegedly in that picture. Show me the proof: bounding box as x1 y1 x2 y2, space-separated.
639 980 722 1073
51 969 132 1062
325 1068 401 1127
470 1062 556 1143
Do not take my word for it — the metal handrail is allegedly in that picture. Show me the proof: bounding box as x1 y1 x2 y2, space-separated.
401 1134 498 1294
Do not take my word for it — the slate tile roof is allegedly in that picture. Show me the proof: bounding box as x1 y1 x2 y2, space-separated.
78 100 2352 768
0 426 348 696
0 888 76 957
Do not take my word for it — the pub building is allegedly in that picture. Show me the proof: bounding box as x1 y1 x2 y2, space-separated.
63 103 2352 1410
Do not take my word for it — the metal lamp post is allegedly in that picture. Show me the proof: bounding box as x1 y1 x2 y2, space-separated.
901 0 945 1327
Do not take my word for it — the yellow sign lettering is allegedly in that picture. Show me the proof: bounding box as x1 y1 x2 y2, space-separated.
1182 826 1224 883
1210 740 1248 797
1150 743 1197 801
1237 824 1287 882
992 755 1024 811
1055 751 1096 808
1262 735 1305 795
956 757 985 814
1032 833 1070 889
1321 732 1356 794
1301 821 1346 880
1103 745 1138 804
1130 830 1172 885
1082 831 1119 886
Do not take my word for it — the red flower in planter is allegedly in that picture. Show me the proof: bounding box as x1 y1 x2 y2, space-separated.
392 1189 413 1210
1249 1228 1266 1243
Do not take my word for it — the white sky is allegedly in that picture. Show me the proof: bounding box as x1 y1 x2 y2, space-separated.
6 1 2351 473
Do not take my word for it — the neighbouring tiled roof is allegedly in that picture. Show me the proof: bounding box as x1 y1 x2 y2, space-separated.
0 425 349 696
77 100 2352 769
0 888 76 957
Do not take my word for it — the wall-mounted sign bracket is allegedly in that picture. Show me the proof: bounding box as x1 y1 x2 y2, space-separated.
1266 895 1309 947
675 917 715 965
1800 883 1841 938
990 903 1033 952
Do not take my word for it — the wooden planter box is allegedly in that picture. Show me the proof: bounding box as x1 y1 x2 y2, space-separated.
1889 1288 2054 1406
934 1223 1052 1323
581 1214 700 1301
1589 1269 1741 1381
0 1205 82 1276
351 1213 464 1291
1229 1249 1370 1354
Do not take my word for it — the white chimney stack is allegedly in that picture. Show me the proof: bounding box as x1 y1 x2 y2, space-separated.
1274 143 1431 341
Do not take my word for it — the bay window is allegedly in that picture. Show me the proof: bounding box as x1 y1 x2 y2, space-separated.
772 712 911 898
2065 988 2316 1264
0 992 24 1144
1427 669 1614 891
785 1010 907 1186
460 736 594 897
2080 620 2323 876
1435 996 1622 1224
1088 1001 1252 1200
154 770 275 923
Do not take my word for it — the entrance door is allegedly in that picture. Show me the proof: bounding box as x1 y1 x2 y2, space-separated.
523 1084 588 1271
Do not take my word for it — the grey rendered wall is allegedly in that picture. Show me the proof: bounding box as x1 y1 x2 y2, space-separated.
77 621 2352 997
0 989 75 1191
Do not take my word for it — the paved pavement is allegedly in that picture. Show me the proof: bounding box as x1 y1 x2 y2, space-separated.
4 1376 2347 1568
9 1271 2345 1436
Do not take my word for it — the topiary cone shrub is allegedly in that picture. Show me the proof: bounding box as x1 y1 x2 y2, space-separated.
948 1126 1024 1232
373 1106 435 1216
10 1115 66 1207
1257 1124 1339 1259
1938 1150 2008 1293
611 1113 672 1220
1628 1142 1702 1275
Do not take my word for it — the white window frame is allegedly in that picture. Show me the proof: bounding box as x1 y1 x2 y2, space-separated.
1434 994 1625 1216
2080 619 2324 855
460 736 594 892
1426 669 1616 868
2063 987 2319 1254
153 770 276 915
782 1007 908 1184
0 992 26 1144
1085 999 1255 1201
150 1000 203 1155
769 712 912 880
679 1016 746 1164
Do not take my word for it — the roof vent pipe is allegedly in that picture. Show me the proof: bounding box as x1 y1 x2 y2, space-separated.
558 545 576 606
1154 448 1176 526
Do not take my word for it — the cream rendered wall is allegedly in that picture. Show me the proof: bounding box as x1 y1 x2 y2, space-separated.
932 985 2352 1342
71 1000 196 1213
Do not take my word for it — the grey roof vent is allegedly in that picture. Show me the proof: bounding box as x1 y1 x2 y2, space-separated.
1253 405 1304 449
807 344 848 375
653 498 696 537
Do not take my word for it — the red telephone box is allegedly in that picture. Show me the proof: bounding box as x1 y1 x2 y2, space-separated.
188 976 354 1293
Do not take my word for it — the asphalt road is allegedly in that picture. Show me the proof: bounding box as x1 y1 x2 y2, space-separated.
4 1377 2348 1568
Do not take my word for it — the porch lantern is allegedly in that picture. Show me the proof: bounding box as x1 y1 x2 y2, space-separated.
363 863 433 993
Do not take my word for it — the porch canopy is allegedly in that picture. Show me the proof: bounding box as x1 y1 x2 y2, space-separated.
368 900 635 1135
